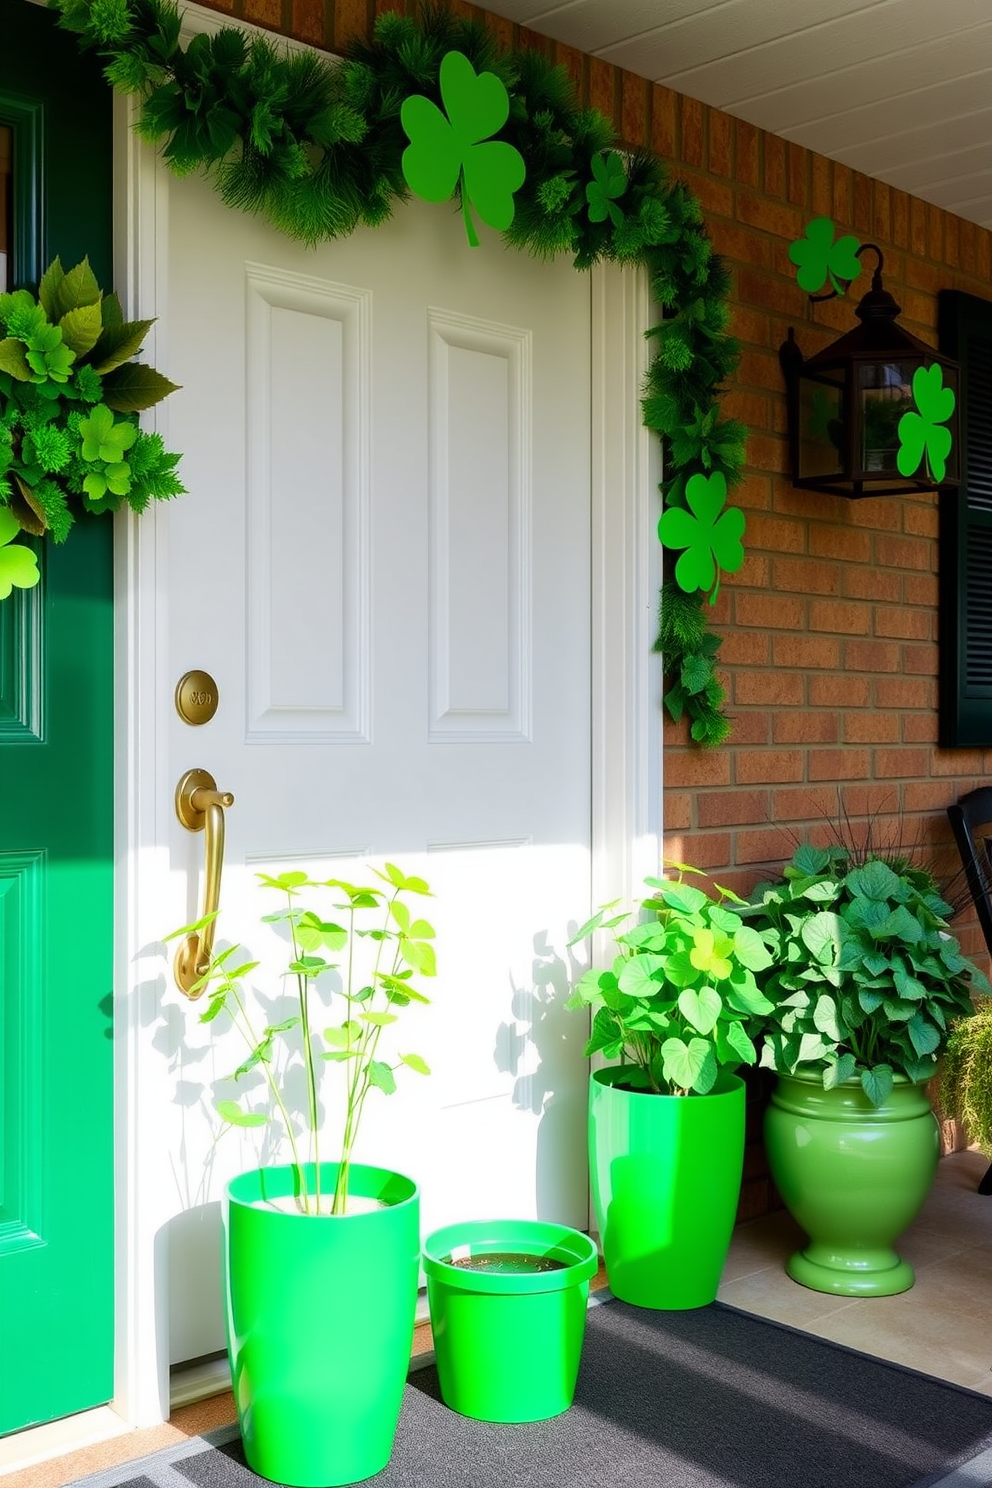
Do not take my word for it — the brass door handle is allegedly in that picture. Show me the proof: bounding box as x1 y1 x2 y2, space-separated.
174 768 235 998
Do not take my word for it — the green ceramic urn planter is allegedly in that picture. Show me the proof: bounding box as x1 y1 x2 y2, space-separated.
224 1161 420 1487
589 1067 746 1309
764 1073 939 1297
422 1217 599 1423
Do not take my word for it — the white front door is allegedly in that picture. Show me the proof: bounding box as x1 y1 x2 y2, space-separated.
156 167 594 1362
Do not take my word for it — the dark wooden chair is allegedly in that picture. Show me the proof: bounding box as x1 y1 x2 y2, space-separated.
946 786 992 1195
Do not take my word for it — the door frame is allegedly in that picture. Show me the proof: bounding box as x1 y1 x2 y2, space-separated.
111 7 662 1425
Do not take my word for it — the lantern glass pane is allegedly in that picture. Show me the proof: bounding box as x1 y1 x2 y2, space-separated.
797 371 844 481
859 361 915 475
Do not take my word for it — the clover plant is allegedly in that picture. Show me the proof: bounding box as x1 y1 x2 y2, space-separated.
567 868 775 1096
169 864 435 1215
0 256 183 585
745 844 987 1107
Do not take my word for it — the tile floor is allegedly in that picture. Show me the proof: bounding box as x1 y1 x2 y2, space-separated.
718 1146 992 1397
3 1147 991 1488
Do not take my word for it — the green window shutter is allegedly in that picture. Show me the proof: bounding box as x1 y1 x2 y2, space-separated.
938 290 992 746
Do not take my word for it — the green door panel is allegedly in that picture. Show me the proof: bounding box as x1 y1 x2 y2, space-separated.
0 0 115 1434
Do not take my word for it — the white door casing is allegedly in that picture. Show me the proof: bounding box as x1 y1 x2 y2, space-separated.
113 14 661 1426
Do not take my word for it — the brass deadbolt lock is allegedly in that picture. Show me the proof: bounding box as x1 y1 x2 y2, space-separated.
176 669 219 726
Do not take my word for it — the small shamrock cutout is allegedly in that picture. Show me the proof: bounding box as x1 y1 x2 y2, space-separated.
0 506 40 599
586 151 626 228
897 364 955 482
788 217 862 297
657 470 745 604
401 51 526 248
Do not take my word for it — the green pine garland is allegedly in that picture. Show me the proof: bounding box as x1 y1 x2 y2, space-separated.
51 0 747 744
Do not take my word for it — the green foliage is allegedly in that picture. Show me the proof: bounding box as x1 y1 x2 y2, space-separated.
51 0 748 746
897 364 955 482
168 865 435 1216
744 844 990 1107
401 50 526 247
935 998 992 1155
788 217 863 296
0 256 183 567
653 581 730 747
566 868 775 1096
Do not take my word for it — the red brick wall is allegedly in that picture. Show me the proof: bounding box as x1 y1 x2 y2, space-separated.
195 0 991 1201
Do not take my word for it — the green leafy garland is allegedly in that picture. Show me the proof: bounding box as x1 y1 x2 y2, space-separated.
0 256 184 591
52 0 748 745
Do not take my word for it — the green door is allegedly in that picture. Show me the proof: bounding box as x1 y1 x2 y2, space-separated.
0 0 115 1434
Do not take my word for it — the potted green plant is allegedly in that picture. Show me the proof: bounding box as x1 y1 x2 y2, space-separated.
566 867 775 1309
169 864 435 1488
745 842 988 1296
934 995 992 1194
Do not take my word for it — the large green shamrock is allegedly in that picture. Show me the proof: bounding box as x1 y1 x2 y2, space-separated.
400 50 526 248
586 151 626 227
0 506 40 599
788 217 862 296
658 470 745 604
897 364 955 482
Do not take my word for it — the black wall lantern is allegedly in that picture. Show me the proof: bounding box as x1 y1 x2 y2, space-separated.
780 245 960 499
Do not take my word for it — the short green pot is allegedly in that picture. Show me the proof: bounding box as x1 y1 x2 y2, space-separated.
764 1072 940 1296
422 1218 599 1423
588 1067 746 1310
223 1162 419 1487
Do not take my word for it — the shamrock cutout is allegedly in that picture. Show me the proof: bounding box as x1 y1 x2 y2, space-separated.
586 151 626 227
788 217 862 297
897 364 955 482
0 506 40 599
657 470 745 604
401 50 526 248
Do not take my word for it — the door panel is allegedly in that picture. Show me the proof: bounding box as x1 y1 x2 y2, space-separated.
0 0 115 1433
160 172 593 1364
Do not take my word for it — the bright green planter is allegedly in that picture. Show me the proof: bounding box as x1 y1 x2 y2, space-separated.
223 1162 419 1487
422 1218 598 1423
589 1066 746 1310
765 1072 939 1297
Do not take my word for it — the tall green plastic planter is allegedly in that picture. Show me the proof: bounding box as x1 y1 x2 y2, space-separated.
223 1161 419 1487
589 1066 746 1309
422 1218 599 1423
765 1072 940 1296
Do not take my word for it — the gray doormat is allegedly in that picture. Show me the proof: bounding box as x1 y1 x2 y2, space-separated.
76 1298 992 1488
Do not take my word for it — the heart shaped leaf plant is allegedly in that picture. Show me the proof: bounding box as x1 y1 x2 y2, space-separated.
567 868 776 1096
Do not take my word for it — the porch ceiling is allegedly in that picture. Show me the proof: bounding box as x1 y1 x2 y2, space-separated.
490 0 992 229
